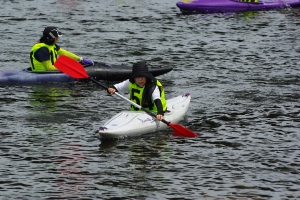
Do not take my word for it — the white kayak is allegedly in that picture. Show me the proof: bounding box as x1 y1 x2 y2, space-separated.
99 93 191 139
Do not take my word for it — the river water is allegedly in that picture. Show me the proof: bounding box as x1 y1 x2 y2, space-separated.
0 0 299 199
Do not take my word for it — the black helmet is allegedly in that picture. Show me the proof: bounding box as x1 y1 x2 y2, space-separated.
43 26 62 39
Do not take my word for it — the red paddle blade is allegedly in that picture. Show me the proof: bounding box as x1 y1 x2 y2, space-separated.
169 123 198 138
54 56 89 79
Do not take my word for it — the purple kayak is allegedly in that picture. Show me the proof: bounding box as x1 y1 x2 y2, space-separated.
176 0 300 14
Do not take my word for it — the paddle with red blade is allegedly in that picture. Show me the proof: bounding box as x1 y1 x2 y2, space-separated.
55 56 197 138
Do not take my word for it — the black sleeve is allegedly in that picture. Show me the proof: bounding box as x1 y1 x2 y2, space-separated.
154 99 164 115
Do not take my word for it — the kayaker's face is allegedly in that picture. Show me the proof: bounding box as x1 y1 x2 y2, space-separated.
54 37 59 44
134 77 147 87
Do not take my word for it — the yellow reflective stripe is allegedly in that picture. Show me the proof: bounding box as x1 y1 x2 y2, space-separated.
238 0 258 2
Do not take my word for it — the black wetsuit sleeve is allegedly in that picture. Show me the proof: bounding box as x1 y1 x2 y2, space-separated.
154 99 164 115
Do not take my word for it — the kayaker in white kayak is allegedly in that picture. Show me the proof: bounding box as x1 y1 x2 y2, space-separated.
30 26 93 72
107 61 167 121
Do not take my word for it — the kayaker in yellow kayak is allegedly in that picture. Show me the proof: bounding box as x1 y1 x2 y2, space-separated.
30 26 93 72
107 61 167 121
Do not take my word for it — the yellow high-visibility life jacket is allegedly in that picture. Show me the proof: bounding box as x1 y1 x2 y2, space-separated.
30 43 58 71
129 80 167 112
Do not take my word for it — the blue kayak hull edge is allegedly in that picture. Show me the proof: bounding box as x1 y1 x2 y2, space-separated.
0 62 173 85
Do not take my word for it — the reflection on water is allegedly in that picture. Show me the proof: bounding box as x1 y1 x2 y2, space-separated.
57 0 81 10
55 143 89 199
25 85 79 126
28 86 73 111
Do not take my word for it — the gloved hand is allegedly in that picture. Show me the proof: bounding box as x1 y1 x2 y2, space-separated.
79 57 94 65
82 59 94 65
